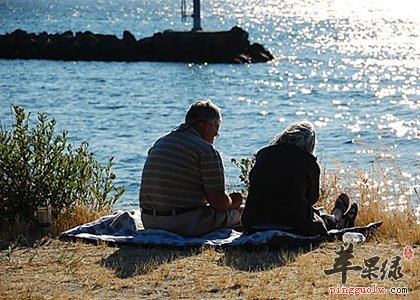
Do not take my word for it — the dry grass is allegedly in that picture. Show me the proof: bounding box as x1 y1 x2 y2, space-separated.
1 240 419 299
50 206 109 237
1 158 419 299
318 159 420 245
0 206 108 248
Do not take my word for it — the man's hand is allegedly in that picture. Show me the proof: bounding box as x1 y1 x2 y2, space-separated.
229 192 243 209
205 191 243 211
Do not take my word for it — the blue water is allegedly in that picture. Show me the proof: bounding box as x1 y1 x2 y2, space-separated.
1 0 419 210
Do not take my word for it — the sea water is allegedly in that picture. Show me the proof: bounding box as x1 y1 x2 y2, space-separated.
0 0 419 211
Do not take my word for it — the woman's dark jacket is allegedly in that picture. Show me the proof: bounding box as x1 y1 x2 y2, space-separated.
241 143 328 236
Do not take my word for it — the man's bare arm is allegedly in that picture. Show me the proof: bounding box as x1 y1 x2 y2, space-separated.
205 191 243 211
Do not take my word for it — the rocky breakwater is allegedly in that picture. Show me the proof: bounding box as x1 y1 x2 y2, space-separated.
0 26 273 64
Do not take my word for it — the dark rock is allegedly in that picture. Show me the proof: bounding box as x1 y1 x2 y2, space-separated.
10 29 28 41
230 26 249 41
61 31 73 39
0 27 274 63
123 30 136 44
248 43 274 63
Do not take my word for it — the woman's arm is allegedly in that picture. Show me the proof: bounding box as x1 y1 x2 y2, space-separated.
306 161 321 206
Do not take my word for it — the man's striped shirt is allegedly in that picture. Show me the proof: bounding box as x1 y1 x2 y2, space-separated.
139 124 225 210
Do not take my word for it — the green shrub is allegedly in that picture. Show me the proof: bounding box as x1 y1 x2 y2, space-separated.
231 156 255 195
0 105 124 225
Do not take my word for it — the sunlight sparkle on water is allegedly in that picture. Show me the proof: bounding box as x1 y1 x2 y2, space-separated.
2 0 419 209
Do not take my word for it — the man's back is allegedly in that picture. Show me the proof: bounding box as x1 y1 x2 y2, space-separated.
139 100 243 237
139 124 225 211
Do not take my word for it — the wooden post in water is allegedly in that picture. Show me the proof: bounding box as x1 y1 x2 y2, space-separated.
192 0 202 31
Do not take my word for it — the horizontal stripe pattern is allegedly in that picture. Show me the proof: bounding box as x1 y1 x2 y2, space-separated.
140 124 225 210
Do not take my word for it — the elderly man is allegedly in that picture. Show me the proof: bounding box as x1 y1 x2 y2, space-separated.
139 100 243 236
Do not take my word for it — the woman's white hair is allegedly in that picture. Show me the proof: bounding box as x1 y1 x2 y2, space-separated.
271 120 316 153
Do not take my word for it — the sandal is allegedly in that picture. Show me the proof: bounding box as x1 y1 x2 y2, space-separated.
342 203 358 228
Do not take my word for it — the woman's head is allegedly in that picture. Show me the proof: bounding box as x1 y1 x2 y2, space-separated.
271 120 316 153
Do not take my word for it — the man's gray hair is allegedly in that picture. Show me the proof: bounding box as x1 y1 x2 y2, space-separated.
185 100 221 125
271 120 316 153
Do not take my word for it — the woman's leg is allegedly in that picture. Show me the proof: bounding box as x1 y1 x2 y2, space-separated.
319 213 338 230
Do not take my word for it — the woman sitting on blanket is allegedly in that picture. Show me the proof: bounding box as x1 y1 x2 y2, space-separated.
241 120 358 236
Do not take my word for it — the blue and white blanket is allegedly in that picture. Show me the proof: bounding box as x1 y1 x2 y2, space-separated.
60 210 382 248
